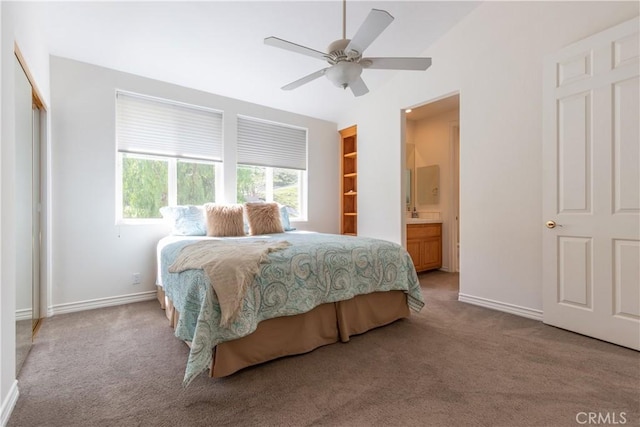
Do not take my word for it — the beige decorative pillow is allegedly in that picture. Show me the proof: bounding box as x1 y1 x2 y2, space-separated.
204 204 245 237
245 202 284 235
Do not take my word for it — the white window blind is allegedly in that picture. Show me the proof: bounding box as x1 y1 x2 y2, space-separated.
237 116 307 170
116 91 223 161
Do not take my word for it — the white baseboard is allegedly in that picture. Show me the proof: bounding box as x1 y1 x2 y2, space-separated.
15 309 31 321
1 380 19 427
458 293 543 321
47 290 157 316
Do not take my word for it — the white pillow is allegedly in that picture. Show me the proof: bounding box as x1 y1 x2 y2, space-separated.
159 205 206 236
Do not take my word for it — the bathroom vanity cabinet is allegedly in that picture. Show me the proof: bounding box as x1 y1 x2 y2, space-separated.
407 222 442 272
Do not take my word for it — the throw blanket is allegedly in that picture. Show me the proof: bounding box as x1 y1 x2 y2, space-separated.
169 239 291 326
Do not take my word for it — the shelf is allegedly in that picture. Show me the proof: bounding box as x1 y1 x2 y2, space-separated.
340 125 357 236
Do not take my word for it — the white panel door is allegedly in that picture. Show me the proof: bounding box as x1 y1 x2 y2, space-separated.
543 17 640 350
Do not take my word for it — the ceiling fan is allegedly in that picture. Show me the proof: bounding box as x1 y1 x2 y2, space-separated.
264 0 432 97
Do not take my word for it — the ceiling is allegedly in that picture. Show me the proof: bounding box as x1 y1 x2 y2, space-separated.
32 1 480 123
406 93 459 121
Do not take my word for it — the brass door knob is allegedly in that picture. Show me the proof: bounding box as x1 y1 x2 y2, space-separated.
545 220 562 229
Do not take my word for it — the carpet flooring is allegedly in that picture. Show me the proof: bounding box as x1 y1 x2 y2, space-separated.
8 271 639 426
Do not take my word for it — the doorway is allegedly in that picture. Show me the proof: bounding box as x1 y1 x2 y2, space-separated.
404 93 460 273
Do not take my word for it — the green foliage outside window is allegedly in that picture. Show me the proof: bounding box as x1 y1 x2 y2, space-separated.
273 186 299 215
122 157 302 220
122 156 168 218
177 161 216 205
237 165 301 218
237 165 266 203
273 168 300 215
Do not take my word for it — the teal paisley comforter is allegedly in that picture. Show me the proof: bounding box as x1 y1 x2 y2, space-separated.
159 231 424 385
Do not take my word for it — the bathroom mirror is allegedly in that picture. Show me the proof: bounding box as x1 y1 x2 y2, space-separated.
417 165 439 205
405 169 411 206
406 143 415 209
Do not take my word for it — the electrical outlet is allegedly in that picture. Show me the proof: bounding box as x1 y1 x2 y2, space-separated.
132 273 141 285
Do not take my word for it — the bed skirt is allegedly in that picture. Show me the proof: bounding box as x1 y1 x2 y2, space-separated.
156 286 409 377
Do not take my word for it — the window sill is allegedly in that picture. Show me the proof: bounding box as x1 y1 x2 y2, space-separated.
116 218 165 226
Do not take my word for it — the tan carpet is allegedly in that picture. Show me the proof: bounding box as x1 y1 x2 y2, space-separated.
8 271 639 426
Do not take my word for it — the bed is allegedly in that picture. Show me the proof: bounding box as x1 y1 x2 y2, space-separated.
156 230 424 385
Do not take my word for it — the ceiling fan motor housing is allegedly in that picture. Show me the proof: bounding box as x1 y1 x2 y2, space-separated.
265 7 430 96
326 39 360 64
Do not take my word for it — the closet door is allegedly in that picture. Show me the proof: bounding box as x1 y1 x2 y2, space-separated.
32 106 41 329
15 57 34 372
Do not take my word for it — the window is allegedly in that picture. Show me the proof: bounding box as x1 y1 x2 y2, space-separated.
121 155 168 219
177 160 216 205
237 116 307 219
116 92 222 220
237 165 304 217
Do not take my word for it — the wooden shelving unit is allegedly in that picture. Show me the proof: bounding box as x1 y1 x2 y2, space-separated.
340 125 357 235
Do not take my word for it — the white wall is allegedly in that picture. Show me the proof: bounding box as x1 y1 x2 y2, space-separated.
339 1 639 313
49 56 338 310
0 2 50 424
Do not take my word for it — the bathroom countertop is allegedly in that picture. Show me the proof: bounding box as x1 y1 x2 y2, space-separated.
406 218 443 224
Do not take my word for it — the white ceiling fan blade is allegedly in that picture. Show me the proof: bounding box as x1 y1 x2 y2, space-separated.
264 37 327 61
282 68 328 90
349 76 369 97
362 57 432 70
345 9 394 56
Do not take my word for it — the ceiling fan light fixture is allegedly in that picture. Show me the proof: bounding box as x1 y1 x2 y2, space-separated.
265 3 431 96
325 61 363 89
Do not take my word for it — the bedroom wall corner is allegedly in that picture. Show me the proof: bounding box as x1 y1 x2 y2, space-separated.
338 1 639 315
339 101 406 245
49 57 338 311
